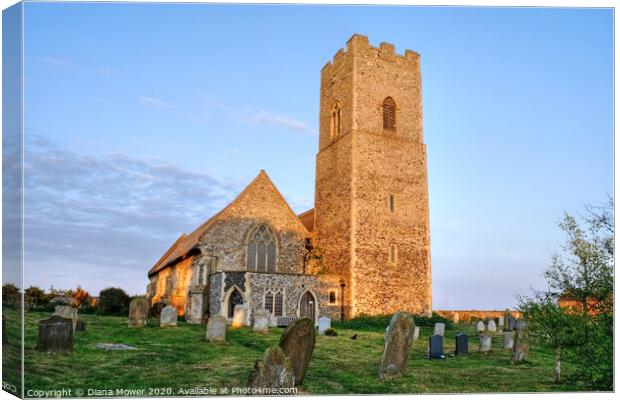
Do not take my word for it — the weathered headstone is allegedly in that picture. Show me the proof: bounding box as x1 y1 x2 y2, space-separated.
206 315 227 343
253 309 270 334
513 320 529 363
279 318 316 385
53 305 77 332
487 319 497 333
231 304 248 328
128 297 149 328
498 315 505 329
247 346 295 390
504 309 512 329
160 305 178 328
433 322 445 337
429 334 444 359
503 331 514 350
37 316 73 353
476 320 485 332
378 312 415 379
455 333 468 355
479 334 492 352
413 326 420 340
96 343 137 351
318 316 331 335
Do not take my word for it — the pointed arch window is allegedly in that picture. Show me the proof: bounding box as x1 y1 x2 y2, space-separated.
330 102 341 140
264 289 284 317
246 224 277 272
383 97 396 130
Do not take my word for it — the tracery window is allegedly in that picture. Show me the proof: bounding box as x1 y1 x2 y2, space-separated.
246 225 277 272
383 97 396 130
264 289 284 317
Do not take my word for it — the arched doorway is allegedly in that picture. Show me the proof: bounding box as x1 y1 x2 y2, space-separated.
227 288 243 318
299 291 316 323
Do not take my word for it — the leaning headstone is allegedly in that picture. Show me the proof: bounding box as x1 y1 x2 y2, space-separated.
253 309 270 334
429 334 444 359
318 316 331 335
231 304 248 328
206 315 227 343
503 331 514 350
413 326 420 340
479 334 492 352
160 305 178 328
379 312 415 379
37 316 73 353
455 333 468 355
487 319 497 333
279 318 316 385
476 320 485 332
53 305 77 332
498 315 505 329
433 322 445 337
247 346 295 390
128 297 149 328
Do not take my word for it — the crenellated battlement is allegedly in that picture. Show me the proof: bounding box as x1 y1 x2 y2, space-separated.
321 34 419 75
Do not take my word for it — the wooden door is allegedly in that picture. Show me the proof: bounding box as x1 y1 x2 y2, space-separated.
299 291 316 323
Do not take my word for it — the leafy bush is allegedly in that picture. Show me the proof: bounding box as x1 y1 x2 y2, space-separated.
333 312 452 331
324 328 338 336
98 287 130 316
2 283 20 306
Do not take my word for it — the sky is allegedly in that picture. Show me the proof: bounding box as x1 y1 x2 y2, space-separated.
16 3 613 309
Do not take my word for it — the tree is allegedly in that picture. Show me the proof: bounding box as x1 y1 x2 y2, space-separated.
24 286 51 309
519 198 613 390
98 287 130 316
2 283 20 306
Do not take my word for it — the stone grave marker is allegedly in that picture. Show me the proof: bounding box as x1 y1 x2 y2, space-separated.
128 297 149 328
479 334 492 352
206 315 227 343
433 322 445 337
455 333 468 355
247 346 295 390
429 334 444 359
503 331 514 350
253 309 270 334
231 304 248 328
476 320 485 332
318 316 331 335
53 305 77 333
487 319 497 333
279 318 316 386
37 316 73 353
498 315 505 329
378 311 415 379
508 316 517 331
160 305 178 328
413 326 420 340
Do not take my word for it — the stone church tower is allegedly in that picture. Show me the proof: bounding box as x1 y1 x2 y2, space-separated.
314 34 432 318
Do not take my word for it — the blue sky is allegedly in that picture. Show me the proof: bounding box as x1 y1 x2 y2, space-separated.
20 3 613 309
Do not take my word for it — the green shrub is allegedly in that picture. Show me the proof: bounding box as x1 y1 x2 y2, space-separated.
333 312 453 331
324 328 338 336
98 287 130 316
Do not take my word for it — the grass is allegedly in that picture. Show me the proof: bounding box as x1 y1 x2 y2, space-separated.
2 307 588 396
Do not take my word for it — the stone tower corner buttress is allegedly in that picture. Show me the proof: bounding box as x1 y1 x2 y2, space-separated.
314 34 432 319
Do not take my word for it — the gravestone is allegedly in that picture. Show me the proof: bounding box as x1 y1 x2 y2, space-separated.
279 318 316 385
504 309 512 329
37 316 73 353
487 319 497 333
248 346 295 390
513 320 529 363
318 316 331 335
498 315 505 329
128 297 149 328
433 322 445 337
53 305 77 333
413 326 420 340
503 331 514 350
378 311 415 379
429 334 444 359
253 309 270 334
479 334 492 352
455 333 468 355
160 305 178 327
206 315 227 343
231 304 248 328
507 316 517 331
76 320 86 332
476 320 485 332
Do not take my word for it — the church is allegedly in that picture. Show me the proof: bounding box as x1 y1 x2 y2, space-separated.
146 34 432 326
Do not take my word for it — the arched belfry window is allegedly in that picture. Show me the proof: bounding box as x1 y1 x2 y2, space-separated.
330 102 341 140
383 97 396 130
246 224 277 272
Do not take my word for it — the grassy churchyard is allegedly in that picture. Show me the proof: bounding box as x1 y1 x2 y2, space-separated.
5 307 589 396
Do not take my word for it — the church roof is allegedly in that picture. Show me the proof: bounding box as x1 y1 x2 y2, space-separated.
148 170 307 277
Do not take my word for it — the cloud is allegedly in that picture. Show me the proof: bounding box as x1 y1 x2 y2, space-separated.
41 56 76 69
139 96 170 108
23 135 240 294
245 111 312 134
